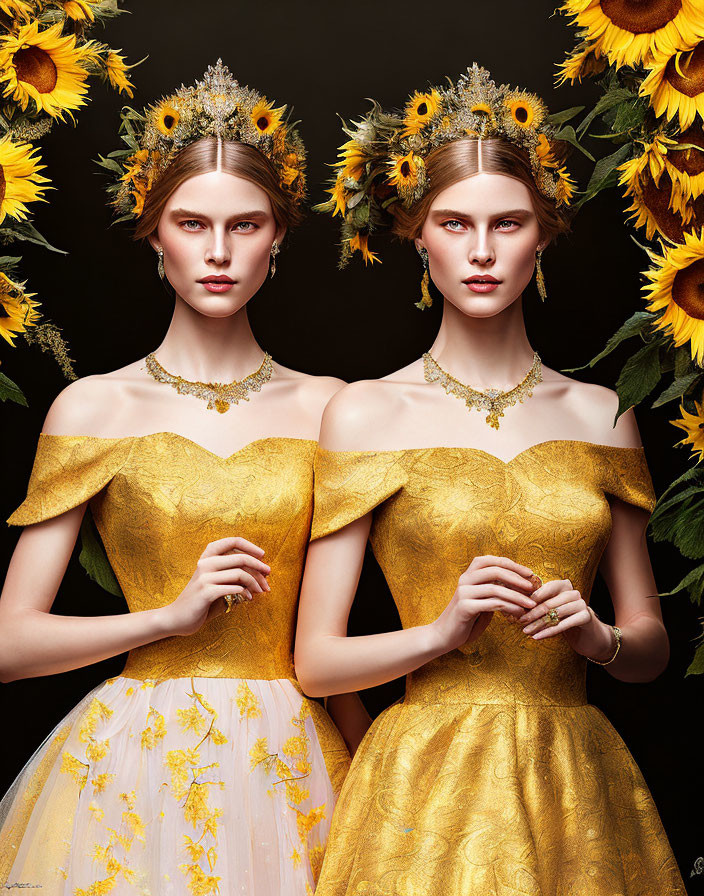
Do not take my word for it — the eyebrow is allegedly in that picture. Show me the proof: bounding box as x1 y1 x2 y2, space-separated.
168 208 269 220
430 208 533 219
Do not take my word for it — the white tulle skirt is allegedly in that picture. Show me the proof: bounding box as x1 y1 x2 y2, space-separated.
0 675 345 895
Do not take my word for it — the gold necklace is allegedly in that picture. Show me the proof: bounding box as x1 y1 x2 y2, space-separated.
423 350 542 430
145 351 274 414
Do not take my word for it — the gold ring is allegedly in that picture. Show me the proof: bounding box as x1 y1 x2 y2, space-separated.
544 608 560 626
529 574 543 590
223 593 248 613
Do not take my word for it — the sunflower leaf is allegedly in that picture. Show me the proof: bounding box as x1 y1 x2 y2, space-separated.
0 371 28 406
651 372 702 408
550 125 595 161
615 341 662 420
686 642 704 677
576 88 635 137
562 310 654 372
546 106 584 126
578 144 632 206
79 513 123 597
0 222 67 255
659 561 704 606
612 100 646 134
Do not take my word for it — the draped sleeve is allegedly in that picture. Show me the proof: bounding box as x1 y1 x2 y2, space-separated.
7 434 135 526
595 444 657 514
311 448 407 540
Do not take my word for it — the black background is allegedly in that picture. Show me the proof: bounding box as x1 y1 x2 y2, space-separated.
1 1 702 889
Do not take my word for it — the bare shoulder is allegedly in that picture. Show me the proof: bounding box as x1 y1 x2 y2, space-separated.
42 360 147 437
319 378 407 451
545 368 643 448
272 361 346 424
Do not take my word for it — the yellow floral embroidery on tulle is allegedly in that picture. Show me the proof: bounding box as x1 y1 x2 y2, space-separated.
92 772 114 793
85 739 110 763
78 792 146 895
140 707 167 750
60 752 88 790
236 681 262 719
168 682 228 896
78 698 114 742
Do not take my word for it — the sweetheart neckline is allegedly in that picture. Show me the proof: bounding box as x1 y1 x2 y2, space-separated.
315 438 646 467
38 431 317 462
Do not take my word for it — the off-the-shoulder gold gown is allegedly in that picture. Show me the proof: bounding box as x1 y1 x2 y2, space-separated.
311 441 686 896
0 432 350 896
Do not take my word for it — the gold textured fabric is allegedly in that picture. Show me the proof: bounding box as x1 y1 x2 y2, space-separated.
311 441 686 896
2 433 351 894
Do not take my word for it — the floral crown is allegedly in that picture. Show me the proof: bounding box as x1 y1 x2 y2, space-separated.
316 63 576 266
98 59 307 222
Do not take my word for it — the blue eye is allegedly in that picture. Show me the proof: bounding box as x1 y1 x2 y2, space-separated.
182 220 202 230
443 220 463 230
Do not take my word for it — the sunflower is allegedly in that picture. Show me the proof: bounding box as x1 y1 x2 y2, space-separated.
402 90 441 136
152 100 179 136
662 125 704 207
643 228 704 364
0 272 39 346
0 20 93 121
0 134 50 225
327 175 349 218
555 166 577 206
555 41 607 85
348 232 380 265
62 0 100 20
250 98 284 135
387 151 426 204
504 91 547 129
0 0 33 16
559 0 704 68
672 397 704 462
334 138 366 182
641 41 704 130
104 49 135 98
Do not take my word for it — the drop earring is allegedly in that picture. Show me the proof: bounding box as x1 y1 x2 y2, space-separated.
416 246 432 310
270 240 280 278
157 248 165 281
535 248 547 302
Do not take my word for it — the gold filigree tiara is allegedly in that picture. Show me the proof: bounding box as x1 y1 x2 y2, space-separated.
316 63 576 266
97 59 306 222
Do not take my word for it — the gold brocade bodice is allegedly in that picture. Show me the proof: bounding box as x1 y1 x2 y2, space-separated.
8 433 318 681
311 440 656 708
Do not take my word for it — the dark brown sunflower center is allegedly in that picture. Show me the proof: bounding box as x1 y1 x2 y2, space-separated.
0 167 5 208
163 114 175 129
641 172 687 243
668 125 704 176
417 102 428 116
600 0 682 33
672 257 704 320
400 161 411 178
514 106 529 123
13 46 58 94
257 116 269 130
665 42 704 98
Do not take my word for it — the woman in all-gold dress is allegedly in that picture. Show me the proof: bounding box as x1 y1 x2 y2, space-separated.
0 62 360 895
294 66 687 895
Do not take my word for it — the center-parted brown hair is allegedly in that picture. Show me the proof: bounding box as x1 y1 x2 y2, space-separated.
390 137 572 245
133 136 304 242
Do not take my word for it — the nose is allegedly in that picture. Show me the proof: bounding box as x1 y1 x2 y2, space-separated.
469 229 494 266
206 228 231 266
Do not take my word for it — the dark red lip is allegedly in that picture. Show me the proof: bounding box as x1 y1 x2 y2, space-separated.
199 275 235 283
464 275 500 283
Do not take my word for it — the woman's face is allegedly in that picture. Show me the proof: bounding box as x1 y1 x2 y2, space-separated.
149 169 285 316
416 171 547 318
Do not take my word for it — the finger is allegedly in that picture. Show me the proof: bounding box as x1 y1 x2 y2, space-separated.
208 553 272 575
464 566 537 593
214 569 263 592
531 609 591 639
211 584 252 603
202 536 266 558
470 556 535 578
248 570 270 592
518 590 580 625
466 584 537 609
522 599 584 635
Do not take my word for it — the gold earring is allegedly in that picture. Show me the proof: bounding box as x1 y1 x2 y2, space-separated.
157 248 165 281
416 247 432 310
535 249 547 301
270 240 280 278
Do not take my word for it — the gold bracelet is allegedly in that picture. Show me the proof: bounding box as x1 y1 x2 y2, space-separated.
586 608 622 665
